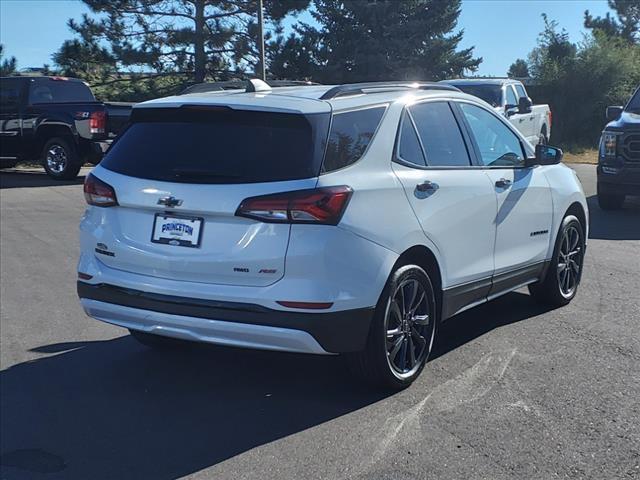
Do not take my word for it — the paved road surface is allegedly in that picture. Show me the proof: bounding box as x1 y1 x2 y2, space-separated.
1 164 639 479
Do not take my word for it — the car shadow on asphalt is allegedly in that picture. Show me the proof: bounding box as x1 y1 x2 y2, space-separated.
431 291 554 361
0 336 388 479
0 170 87 189
587 194 640 241
0 291 551 480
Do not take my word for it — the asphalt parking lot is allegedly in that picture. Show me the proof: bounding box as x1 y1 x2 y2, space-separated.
1 164 639 480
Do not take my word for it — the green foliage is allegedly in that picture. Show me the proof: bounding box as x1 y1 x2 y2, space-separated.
507 59 529 78
526 14 640 147
0 44 17 76
53 0 309 100
584 0 639 44
268 0 481 83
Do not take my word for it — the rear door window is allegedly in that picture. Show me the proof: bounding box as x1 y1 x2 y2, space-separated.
514 84 528 99
408 102 471 167
101 107 330 184
322 106 386 172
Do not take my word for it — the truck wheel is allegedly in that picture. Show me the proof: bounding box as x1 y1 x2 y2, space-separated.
42 137 82 180
597 189 625 210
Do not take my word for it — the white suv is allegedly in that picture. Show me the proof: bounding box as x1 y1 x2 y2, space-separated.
78 80 588 389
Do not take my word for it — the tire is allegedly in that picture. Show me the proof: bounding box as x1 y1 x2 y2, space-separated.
529 215 585 308
129 329 188 349
42 137 82 180
597 189 625 211
346 264 437 390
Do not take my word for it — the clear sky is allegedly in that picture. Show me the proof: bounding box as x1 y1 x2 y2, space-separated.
0 0 614 77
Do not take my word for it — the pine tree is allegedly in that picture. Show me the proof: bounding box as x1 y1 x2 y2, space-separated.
585 0 639 44
54 0 309 85
269 0 481 83
0 44 17 76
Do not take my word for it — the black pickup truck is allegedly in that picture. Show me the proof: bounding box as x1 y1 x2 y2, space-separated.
598 86 640 209
0 76 132 179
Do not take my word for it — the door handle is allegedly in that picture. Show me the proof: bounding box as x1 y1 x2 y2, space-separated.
495 178 512 188
415 180 439 193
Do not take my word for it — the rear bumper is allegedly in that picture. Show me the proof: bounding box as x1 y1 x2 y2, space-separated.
78 282 374 354
80 140 110 165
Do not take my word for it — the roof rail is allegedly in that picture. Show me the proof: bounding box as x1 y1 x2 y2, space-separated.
319 81 459 100
180 79 320 95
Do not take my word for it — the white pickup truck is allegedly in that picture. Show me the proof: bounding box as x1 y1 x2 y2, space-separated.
441 78 552 146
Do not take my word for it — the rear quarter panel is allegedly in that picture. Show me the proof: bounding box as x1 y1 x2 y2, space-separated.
316 100 449 286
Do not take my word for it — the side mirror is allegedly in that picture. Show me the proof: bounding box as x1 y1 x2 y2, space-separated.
606 105 623 122
505 104 518 117
518 96 533 114
526 144 563 167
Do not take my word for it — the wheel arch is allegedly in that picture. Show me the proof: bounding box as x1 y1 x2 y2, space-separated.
565 201 587 232
34 125 77 159
393 245 443 321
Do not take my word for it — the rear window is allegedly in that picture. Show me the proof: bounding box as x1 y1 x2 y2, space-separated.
0 78 22 110
101 107 330 184
28 79 95 104
322 106 386 172
453 84 502 108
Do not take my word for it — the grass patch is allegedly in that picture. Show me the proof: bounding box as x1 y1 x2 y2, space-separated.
562 148 598 164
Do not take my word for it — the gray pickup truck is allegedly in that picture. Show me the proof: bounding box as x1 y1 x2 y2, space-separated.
0 76 132 179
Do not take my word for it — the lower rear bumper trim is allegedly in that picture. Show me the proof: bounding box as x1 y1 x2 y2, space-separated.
81 299 331 355
77 282 374 353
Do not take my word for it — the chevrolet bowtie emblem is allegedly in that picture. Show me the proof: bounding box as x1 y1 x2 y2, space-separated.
157 196 183 207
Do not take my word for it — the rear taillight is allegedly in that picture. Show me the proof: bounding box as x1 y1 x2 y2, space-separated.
89 110 107 134
236 186 352 225
84 173 118 207
548 110 552 129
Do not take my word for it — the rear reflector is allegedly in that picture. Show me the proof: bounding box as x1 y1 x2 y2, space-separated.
236 186 352 225
78 272 93 280
84 173 118 207
277 301 334 310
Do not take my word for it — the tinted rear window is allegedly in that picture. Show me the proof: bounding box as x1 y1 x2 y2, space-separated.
322 106 386 172
28 79 95 104
0 79 22 110
101 107 330 184
453 84 502 107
